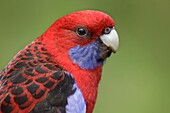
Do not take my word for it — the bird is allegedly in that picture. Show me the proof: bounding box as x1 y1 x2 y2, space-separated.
0 10 119 113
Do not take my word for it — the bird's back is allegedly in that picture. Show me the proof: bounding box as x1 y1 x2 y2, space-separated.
0 41 85 113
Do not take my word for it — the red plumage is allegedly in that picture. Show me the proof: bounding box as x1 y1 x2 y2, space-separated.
0 10 118 113
0 42 65 113
39 10 114 113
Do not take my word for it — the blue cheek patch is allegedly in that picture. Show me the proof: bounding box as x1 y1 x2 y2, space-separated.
69 41 104 70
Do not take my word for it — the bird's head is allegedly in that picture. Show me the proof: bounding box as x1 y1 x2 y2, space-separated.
39 10 119 70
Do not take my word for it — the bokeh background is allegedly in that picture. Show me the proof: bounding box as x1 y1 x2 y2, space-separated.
0 0 170 113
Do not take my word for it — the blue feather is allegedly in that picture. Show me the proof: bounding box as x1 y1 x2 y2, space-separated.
69 40 104 70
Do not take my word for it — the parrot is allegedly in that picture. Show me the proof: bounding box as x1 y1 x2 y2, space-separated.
0 10 119 113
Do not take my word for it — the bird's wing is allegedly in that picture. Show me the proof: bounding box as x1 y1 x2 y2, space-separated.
0 42 80 113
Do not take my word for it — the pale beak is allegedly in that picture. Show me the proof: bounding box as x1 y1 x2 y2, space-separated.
100 28 119 53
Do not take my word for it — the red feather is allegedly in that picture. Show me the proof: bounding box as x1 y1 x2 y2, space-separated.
0 10 115 113
0 42 64 113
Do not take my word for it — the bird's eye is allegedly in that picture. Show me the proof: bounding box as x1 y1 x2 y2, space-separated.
76 27 88 37
103 27 112 34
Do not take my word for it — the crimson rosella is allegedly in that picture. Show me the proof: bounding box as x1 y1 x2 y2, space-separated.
0 10 119 113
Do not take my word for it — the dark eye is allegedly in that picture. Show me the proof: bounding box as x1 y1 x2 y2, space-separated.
103 27 112 34
76 27 88 37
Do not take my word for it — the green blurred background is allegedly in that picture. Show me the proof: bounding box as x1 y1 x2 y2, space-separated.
0 0 170 113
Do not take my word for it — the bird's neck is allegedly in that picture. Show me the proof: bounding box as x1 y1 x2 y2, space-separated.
72 67 102 113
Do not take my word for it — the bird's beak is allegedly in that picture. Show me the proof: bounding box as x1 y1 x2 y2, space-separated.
100 28 119 53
